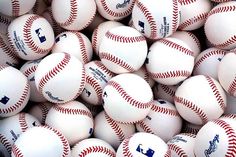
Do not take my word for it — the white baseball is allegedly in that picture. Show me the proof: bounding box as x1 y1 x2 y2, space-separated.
80 60 115 105
178 0 212 31
218 52 236 97
136 99 183 142
0 112 40 157
133 65 155 88
45 100 94 146
167 133 196 157
116 132 170 157
0 13 14 35
0 33 20 67
52 31 93 64
0 66 30 117
146 37 195 85
80 99 103 117
7 14 55 60
71 138 116 157
95 0 136 20
194 118 236 156
132 0 181 40
34 52 85 103
94 111 136 149
51 0 96 31
27 102 53 125
20 59 47 102
205 1 236 50
193 47 227 81
181 121 202 135
102 73 153 124
174 75 227 125
210 0 233 3
92 21 124 56
170 31 201 57
11 125 71 157
99 26 148 74
28 0 48 15
85 12 107 33
0 0 36 17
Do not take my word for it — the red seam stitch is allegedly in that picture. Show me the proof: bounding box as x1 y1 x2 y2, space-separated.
179 133 196 138
46 8 62 34
0 35 18 62
160 84 175 97
151 104 179 116
172 0 179 33
136 0 157 39
7 32 19 57
168 143 187 157
148 70 191 79
0 134 12 154
186 32 201 51
11 0 20 16
93 61 114 77
79 145 116 157
38 53 71 95
104 112 125 142
19 113 28 132
179 0 197 5
205 76 226 111
137 120 154 134
182 125 200 135
209 35 236 49
38 103 50 125
32 0 39 14
12 144 24 157
99 52 135 72
165 149 171 157
208 5 236 17
79 10 96 31
174 96 208 124
75 32 89 63
71 66 85 101
122 136 133 157
228 76 236 96
0 14 12 25
0 65 8 71
178 12 208 30
52 105 93 119
221 114 236 120
107 81 153 109
92 27 98 52
194 49 226 70
105 31 146 43
22 65 37 78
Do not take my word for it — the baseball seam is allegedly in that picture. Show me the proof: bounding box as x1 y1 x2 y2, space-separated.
186 32 201 51
104 112 126 142
0 82 29 115
159 84 175 97
174 96 208 124
22 64 37 78
94 61 114 77
137 120 155 134
0 14 12 25
151 105 179 116
19 113 28 132
182 125 200 135
105 31 146 43
79 145 116 157
39 103 50 125
47 8 62 35
75 32 89 63
178 133 196 138
0 35 18 62
32 0 39 14
79 10 96 31
12 144 23 157
172 0 179 33
92 27 99 53
168 143 188 157
221 114 236 120
0 65 8 71
179 0 197 5
228 77 236 96
107 80 153 109
11 0 20 16
0 134 12 154
136 0 157 39
71 67 86 101
148 70 191 79
122 136 133 157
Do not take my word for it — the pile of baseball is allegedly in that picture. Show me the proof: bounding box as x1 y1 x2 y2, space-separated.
1 0 236 156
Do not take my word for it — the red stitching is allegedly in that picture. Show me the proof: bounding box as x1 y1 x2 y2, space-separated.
179 133 196 138
104 112 125 142
179 0 197 5
57 0 78 27
172 0 179 32
105 31 146 43
0 82 29 115
168 143 187 157
221 114 236 120
79 145 116 157
22 64 37 78
93 61 114 77
71 66 85 101
182 124 200 135
122 136 133 157
136 0 157 39
137 120 154 134
148 70 191 79
32 0 39 14
79 9 96 31
178 12 208 30
194 49 226 70
205 76 226 111
151 104 179 116
38 103 50 125
99 52 135 72
0 14 12 25
92 27 98 53
86 75 103 105
174 96 208 124
11 0 20 16
75 32 89 63
52 105 93 119
44 8 62 35
107 81 153 109
186 32 201 51
165 150 171 157
38 53 71 94
19 113 28 132
12 144 23 157
0 34 18 62
0 134 12 154
213 119 236 157
228 77 236 96
23 15 53 54
159 39 194 56
159 84 175 97
100 0 135 18
0 65 8 71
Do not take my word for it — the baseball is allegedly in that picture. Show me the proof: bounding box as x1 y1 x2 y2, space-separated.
51 0 96 31
193 47 227 81
0 13 14 35
167 133 196 157
116 132 170 157
194 118 236 157
174 75 227 125
95 0 136 20
181 121 202 135
7 14 55 60
20 59 47 102
0 0 36 17
133 65 155 88
178 0 212 31
99 26 148 74
218 52 236 97
0 112 40 157
0 65 30 117
71 138 116 157
94 111 136 149
34 52 85 103
85 12 106 33
136 99 183 142
145 37 195 85
45 100 94 146
52 31 93 64
80 60 115 105
11 125 71 157
102 73 153 124
204 1 236 50
132 0 181 40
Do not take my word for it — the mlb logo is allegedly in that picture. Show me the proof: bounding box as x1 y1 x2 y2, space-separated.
0 96 10 105
35 28 46 43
